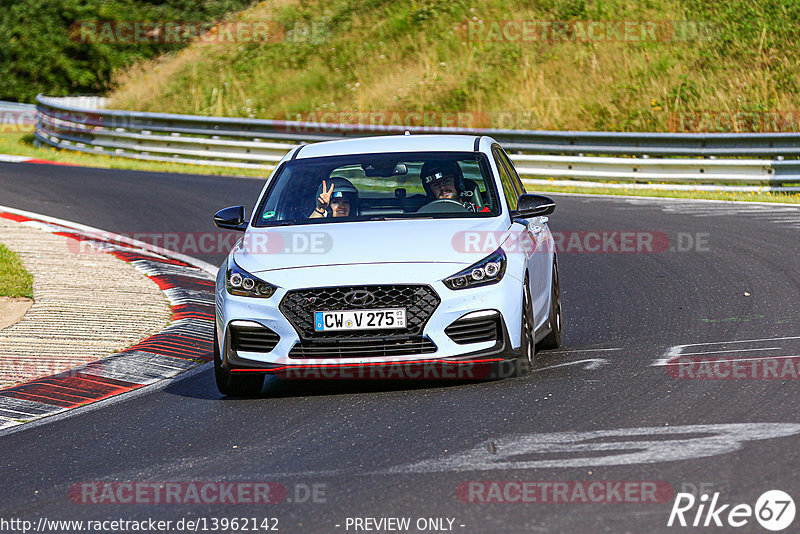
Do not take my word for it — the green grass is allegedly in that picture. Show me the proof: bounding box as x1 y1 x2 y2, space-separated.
0 133 271 178
0 244 34 299
105 0 800 133
531 183 800 204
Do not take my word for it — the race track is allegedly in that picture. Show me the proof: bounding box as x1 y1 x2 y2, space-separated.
1 162 800 533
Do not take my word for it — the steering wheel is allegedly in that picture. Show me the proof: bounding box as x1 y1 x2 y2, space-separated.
416 199 469 214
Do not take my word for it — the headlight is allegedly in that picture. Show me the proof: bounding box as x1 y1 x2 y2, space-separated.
226 258 277 298
443 249 506 290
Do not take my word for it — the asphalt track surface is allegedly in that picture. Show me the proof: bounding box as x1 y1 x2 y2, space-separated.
2 162 800 533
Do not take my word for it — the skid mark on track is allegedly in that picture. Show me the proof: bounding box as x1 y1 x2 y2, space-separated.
532 358 609 372
385 423 800 473
653 335 800 367
245 423 800 478
545 347 622 354
616 198 800 231
531 347 620 374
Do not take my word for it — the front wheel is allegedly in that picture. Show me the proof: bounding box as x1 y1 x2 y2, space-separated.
537 258 562 350
514 275 536 377
214 328 264 396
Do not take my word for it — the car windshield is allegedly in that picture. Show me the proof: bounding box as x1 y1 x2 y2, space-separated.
253 151 500 226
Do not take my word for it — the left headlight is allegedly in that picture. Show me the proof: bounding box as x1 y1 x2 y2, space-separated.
443 248 507 290
226 258 277 298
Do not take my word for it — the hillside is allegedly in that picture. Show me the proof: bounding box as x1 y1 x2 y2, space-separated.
0 0 254 103
58 0 800 132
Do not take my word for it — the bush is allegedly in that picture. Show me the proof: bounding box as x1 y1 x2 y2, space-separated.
0 0 254 102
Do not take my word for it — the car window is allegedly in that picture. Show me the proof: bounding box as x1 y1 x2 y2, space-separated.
253 151 501 226
492 147 518 210
496 147 526 196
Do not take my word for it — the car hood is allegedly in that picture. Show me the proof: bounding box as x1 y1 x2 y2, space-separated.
233 217 511 275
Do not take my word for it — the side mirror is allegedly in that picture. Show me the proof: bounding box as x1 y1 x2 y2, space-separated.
213 206 248 231
512 194 556 219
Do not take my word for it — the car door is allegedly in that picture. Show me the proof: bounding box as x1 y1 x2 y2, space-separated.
493 146 551 329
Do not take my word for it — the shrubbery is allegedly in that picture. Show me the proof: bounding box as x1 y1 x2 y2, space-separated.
0 0 253 102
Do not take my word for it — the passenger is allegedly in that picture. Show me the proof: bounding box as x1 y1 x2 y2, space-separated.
419 161 489 212
310 177 359 218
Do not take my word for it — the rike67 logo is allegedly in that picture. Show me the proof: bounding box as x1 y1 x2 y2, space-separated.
668 490 795 531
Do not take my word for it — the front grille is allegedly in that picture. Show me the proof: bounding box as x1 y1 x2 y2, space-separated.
289 336 437 358
445 314 499 345
230 325 280 352
279 285 440 339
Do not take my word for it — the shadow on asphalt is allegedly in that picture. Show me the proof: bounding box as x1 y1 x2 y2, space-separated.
160 345 605 402
162 367 492 401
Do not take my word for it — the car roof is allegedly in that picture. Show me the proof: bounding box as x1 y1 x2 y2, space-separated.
293 134 487 159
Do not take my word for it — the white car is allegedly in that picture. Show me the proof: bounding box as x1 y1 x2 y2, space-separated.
213 134 561 395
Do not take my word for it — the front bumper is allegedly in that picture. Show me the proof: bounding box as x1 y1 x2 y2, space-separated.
223 318 518 379
215 263 524 375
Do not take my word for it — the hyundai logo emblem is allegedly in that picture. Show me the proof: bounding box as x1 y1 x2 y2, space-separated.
343 290 375 307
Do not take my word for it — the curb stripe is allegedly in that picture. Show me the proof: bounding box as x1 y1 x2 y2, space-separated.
0 213 31 223
0 152 82 167
0 210 216 431
25 158 80 166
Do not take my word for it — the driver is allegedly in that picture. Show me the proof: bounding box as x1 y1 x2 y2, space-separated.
310 177 359 218
419 161 489 212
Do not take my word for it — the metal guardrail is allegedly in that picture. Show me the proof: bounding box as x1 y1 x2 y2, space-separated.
34 95 800 184
0 100 36 111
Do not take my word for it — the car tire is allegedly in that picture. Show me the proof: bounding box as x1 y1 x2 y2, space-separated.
214 328 264 396
537 257 562 350
514 274 536 377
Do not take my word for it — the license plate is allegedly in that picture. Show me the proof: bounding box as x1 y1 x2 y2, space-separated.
314 308 406 331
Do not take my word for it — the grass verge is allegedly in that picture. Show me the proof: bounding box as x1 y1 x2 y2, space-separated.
0 133 271 178
106 0 800 133
0 244 33 299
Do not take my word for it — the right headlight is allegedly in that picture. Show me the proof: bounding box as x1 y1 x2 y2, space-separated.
443 248 506 290
225 258 277 298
